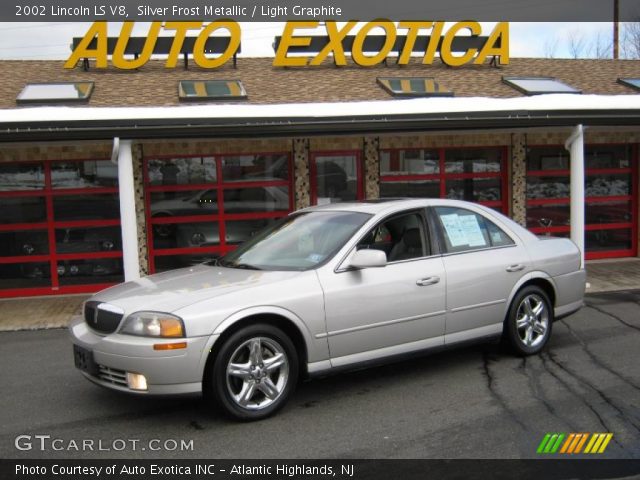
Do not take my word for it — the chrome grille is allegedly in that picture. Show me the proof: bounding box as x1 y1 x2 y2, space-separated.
97 365 128 387
84 301 124 334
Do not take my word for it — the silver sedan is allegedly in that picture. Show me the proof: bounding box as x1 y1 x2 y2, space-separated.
70 199 585 420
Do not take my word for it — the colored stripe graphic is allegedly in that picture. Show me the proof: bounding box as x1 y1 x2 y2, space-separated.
537 433 552 454
537 433 565 454
538 433 613 454
585 433 614 454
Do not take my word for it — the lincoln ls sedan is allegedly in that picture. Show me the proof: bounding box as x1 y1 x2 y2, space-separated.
70 199 585 420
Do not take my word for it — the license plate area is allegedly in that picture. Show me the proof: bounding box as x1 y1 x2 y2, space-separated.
73 344 99 376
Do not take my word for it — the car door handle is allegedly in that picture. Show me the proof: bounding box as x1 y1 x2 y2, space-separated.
506 264 526 272
416 276 440 286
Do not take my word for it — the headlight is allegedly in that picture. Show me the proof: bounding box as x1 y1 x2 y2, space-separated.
120 312 185 338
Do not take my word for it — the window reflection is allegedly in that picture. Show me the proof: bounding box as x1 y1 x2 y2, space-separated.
57 259 124 286
0 197 47 224
380 180 440 198
221 154 289 182
314 155 355 204
0 163 44 191
53 194 120 221
147 157 216 186
51 161 117 188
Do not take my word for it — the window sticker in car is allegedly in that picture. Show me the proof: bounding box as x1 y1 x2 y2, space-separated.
491 231 504 244
440 213 486 248
458 215 486 247
440 214 468 247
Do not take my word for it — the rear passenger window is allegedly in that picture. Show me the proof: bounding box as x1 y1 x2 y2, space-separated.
434 207 514 253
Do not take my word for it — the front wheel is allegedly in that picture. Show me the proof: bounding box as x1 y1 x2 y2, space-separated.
504 286 553 356
208 324 298 421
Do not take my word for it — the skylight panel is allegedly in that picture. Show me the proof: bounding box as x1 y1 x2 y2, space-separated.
618 78 640 91
16 82 94 104
377 77 453 97
502 77 581 95
178 80 247 100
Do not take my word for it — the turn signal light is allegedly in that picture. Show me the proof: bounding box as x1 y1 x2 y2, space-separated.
153 342 187 351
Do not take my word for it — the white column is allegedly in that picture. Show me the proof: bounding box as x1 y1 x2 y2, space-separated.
564 125 585 269
116 139 141 281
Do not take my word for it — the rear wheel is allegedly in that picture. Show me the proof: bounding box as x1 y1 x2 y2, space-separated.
208 324 298 421
504 286 553 356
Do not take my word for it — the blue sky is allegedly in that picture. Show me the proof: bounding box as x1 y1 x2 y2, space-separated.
0 22 619 60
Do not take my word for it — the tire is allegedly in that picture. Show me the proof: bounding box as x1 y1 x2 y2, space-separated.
208 324 298 421
504 286 553 356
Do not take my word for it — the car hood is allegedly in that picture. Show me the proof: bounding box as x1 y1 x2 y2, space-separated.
92 264 301 314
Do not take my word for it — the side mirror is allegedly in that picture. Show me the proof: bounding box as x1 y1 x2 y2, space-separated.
348 249 387 269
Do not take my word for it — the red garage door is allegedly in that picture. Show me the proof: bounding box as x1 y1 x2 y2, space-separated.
526 144 638 259
0 159 123 298
379 146 509 214
144 153 294 273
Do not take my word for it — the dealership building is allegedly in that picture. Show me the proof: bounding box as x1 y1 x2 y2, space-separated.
0 48 639 298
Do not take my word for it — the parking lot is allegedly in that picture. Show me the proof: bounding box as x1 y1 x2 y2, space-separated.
1 290 639 459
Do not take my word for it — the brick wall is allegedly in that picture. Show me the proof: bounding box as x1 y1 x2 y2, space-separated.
0 142 111 162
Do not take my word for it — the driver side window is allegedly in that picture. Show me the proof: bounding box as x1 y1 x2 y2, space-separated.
357 212 428 262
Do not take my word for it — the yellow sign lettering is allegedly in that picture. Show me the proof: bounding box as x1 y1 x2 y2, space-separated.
309 21 356 66
65 21 509 70
64 21 108 69
351 20 397 67
273 21 318 67
193 21 240 68
475 22 510 65
440 21 481 67
164 21 203 68
111 22 161 70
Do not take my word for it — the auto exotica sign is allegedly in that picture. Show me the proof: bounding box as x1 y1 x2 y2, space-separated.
65 21 509 69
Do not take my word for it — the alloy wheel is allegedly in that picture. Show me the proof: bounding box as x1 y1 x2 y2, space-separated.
225 337 289 411
515 293 549 349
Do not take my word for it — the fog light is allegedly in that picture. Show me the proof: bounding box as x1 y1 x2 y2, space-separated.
126 372 148 391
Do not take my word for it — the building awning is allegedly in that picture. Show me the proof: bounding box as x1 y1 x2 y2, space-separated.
1 94 640 142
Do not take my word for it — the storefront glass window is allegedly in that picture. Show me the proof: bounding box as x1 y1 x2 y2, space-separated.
0 163 44 190
311 153 361 205
380 149 439 175
51 160 118 188
380 147 507 213
0 158 123 297
221 154 289 182
380 180 440 198
0 197 47 224
525 144 637 259
147 157 216 186
145 153 293 273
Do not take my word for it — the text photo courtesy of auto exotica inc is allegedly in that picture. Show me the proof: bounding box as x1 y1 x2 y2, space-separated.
1 3 640 479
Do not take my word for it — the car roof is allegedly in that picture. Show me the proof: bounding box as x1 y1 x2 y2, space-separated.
298 198 539 244
298 198 485 215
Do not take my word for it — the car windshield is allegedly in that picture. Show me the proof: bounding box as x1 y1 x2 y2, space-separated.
219 211 371 271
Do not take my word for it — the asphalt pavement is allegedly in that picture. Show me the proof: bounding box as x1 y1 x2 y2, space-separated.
1 290 639 459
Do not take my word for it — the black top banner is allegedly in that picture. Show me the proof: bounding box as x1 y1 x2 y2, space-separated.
4 0 640 22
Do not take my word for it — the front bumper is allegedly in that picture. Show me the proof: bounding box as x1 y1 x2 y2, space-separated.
69 316 218 395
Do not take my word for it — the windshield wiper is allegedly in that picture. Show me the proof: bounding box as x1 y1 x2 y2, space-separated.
232 263 262 270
